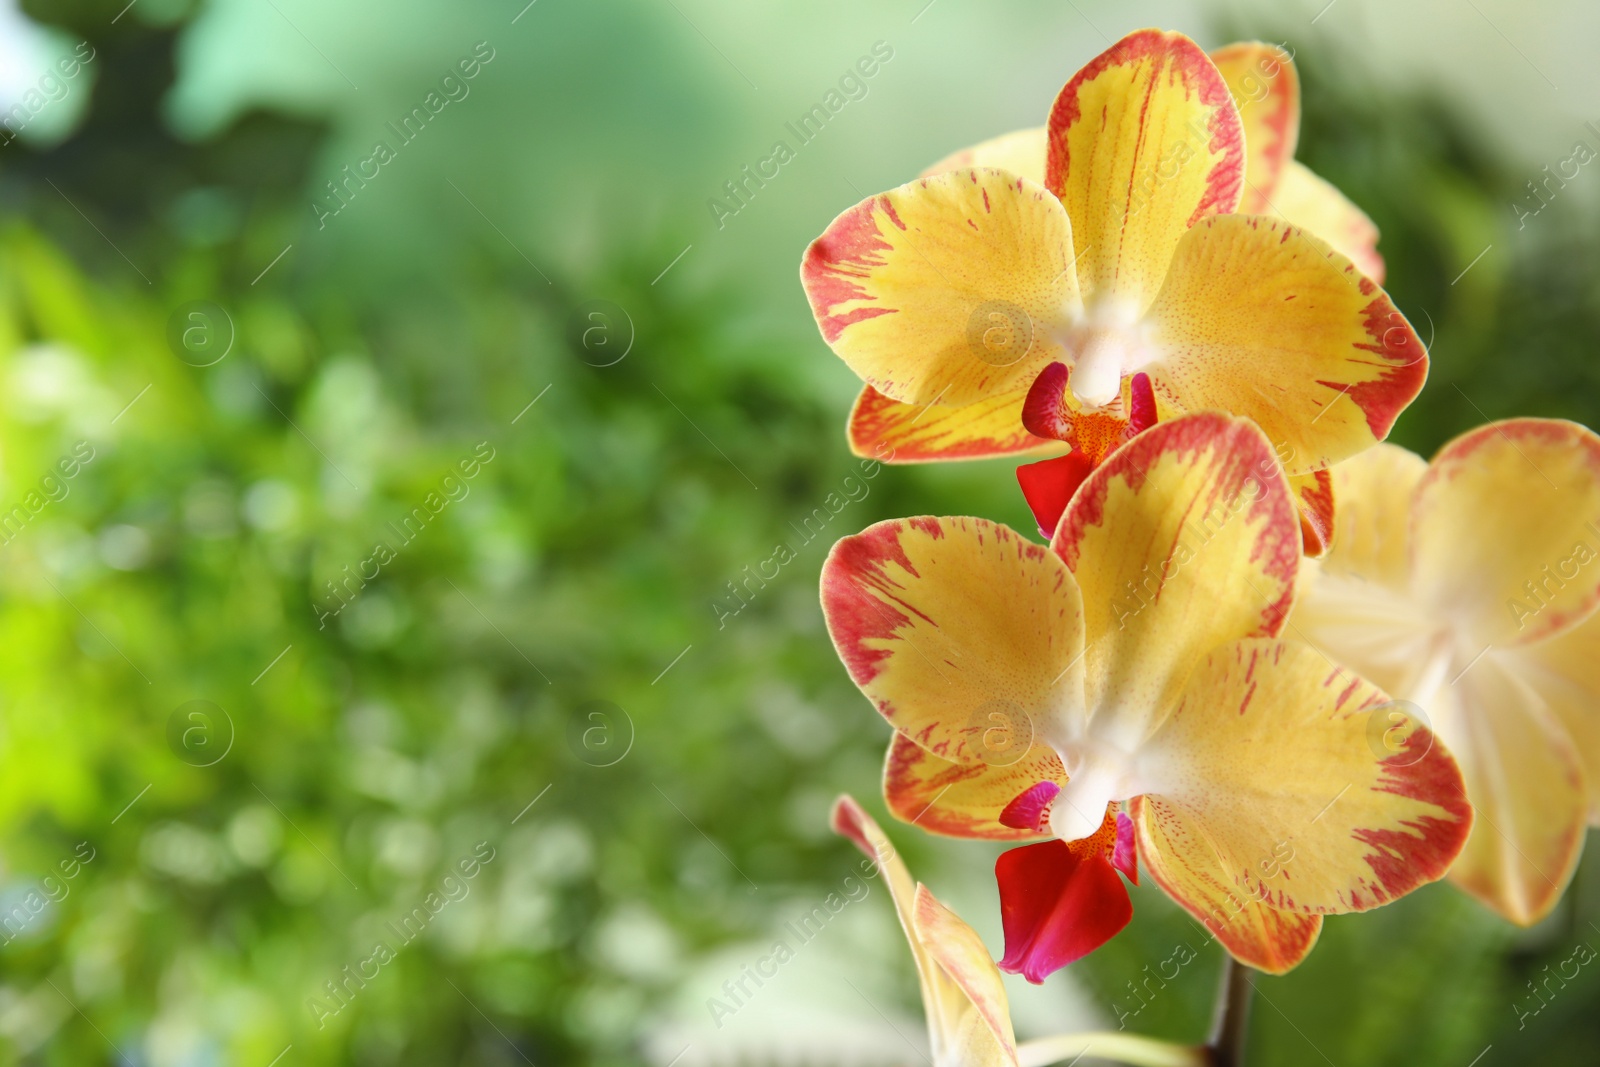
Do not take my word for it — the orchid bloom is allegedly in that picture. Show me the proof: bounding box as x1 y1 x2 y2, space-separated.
832 795 1020 1067
821 413 1471 981
801 30 1422 547
1294 419 1600 925
1006 40 1380 550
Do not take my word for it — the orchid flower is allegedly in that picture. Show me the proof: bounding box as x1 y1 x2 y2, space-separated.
832 794 1021 1067
820 413 1471 981
1294 419 1600 925
1007 40 1379 549
802 30 1420 549
834 36 1390 465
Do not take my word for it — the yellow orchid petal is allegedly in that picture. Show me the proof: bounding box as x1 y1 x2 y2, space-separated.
832 795 918 928
1270 160 1385 284
1145 215 1426 475
1209 42 1300 211
883 732 1065 841
833 797 1020 1067
1412 419 1600 648
921 127 1046 186
1322 442 1428 590
1138 639 1470 922
832 798 966 1059
1045 29 1244 310
1051 413 1301 746
1131 805 1324 973
822 516 1085 763
1439 659 1586 925
801 169 1078 407
848 384 1063 463
1507 612 1600 822
914 885 1020 1067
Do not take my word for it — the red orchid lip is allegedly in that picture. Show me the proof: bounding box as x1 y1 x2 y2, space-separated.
997 838 1132 983
1113 811 1140 886
1017 453 1095 539
999 780 1061 833
995 787 1141 982
1022 361 1076 441
1017 369 1158 537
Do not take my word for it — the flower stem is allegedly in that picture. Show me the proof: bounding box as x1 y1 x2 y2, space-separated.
1206 955 1255 1067
1016 1032 1206 1067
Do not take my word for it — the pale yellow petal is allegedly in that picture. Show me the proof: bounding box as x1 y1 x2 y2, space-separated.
921 127 1046 186
1322 442 1428 591
1438 659 1587 924
1270 160 1385 283
1412 419 1600 647
1508 612 1600 822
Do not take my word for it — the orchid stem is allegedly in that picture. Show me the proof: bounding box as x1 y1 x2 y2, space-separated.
1206 955 1255 1067
1016 1032 1206 1067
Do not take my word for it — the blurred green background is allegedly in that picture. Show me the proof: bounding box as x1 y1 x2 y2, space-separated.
0 0 1597 1064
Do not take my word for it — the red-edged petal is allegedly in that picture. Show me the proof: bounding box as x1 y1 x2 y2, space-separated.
883 732 1067 841
822 516 1085 763
1144 215 1426 475
849 384 1062 463
1000 781 1061 833
1045 29 1245 310
1209 42 1300 210
1017 453 1095 539
800 170 1077 407
1112 811 1139 886
1052 413 1303 741
997 840 1132 983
